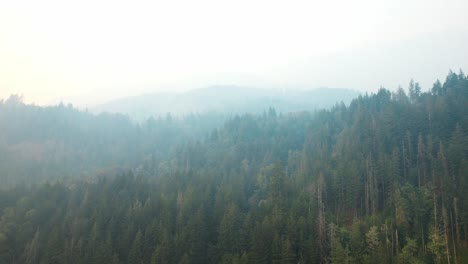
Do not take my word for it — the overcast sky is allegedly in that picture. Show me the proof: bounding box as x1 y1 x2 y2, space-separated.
1 0 468 105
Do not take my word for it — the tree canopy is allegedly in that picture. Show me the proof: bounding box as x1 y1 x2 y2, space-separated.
0 71 467 263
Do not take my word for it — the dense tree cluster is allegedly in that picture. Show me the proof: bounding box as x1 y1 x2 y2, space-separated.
0 71 467 263
0 99 223 186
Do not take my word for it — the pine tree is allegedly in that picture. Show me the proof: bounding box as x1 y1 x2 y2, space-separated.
128 230 143 264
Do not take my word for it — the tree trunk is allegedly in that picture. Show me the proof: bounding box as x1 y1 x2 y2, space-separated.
453 198 460 247
317 174 327 264
443 206 450 264
451 210 457 264
395 228 399 256
421 223 425 255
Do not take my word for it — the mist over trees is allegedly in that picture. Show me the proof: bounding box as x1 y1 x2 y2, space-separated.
0 71 468 263
0 99 224 186
91 86 359 121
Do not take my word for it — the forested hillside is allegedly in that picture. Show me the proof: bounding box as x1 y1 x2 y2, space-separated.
0 98 223 185
0 71 468 263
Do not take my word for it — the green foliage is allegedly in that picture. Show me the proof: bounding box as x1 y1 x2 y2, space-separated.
0 71 467 263
427 226 448 264
397 238 423 264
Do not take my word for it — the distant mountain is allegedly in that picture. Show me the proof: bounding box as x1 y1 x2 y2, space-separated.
92 86 360 121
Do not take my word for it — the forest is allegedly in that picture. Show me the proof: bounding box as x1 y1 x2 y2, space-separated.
0 71 467 263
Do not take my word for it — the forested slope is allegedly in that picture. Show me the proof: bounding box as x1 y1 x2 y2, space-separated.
0 98 223 185
0 71 467 263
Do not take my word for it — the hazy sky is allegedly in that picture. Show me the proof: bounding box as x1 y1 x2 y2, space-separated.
1 0 468 105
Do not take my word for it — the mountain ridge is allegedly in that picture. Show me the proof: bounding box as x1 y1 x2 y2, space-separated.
92 86 360 121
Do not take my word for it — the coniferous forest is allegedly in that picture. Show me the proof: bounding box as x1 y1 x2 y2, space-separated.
1 71 468 264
